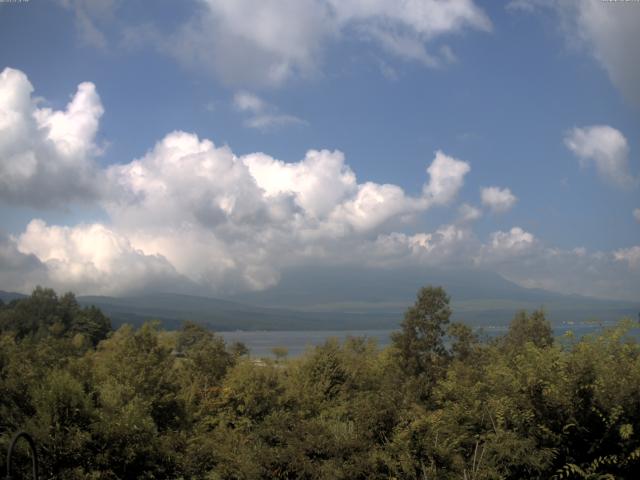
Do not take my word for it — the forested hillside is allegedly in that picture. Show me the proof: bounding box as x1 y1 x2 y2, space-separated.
1 287 639 479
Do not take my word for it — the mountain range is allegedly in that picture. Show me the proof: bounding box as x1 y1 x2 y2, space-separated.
1 267 637 331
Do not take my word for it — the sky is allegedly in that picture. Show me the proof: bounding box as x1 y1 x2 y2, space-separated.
0 0 638 301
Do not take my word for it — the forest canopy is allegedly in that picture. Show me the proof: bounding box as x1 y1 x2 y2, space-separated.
0 287 639 479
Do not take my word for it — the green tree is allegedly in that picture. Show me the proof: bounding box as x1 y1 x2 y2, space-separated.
503 309 554 351
176 321 234 416
448 321 479 362
90 322 185 478
391 286 452 393
229 340 250 358
0 288 111 345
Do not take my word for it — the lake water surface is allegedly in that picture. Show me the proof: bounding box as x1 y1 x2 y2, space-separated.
220 321 638 358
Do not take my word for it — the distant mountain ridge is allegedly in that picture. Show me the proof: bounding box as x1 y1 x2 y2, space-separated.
0 290 396 331
1 267 637 331
0 291 27 303
227 266 634 308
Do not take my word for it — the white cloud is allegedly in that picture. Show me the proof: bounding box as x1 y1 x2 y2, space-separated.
58 0 492 87
244 114 306 130
233 91 266 113
478 227 537 263
423 150 471 205
169 0 334 87
634 208 640 223
487 244 640 300
104 131 267 231
98 129 470 293
331 0 491 33
0 67 104 207
243 149 356 218
614 246 640 269
14 219 189 296
564 125 636 188
369 224 477 267
481 186 517 213
57 0 120 49
506 0 544 13
165 0 491 87
507 0 640 106
368 224 640 300
573 0 640 107
2 69 639 301
470 227 640 300
34 83 104 159
458 203 482 222
232 91 305 130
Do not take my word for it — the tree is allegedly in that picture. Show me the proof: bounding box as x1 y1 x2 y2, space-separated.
229 340 249 358
70 305 111 346
90 322 185 478
391 286 452 395
0 288 111 344
176 321 233 386
503 309 553 351
448 321 478 362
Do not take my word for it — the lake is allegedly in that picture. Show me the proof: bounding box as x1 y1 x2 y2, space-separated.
219 321 639 358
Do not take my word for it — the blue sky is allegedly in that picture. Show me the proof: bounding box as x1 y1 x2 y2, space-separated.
0 0 638 300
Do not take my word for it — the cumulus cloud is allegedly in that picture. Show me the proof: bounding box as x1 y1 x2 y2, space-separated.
0 67 104 207
233 91 305 130
480 186 517 213
368 224 477 268
458 203 482 223
243 149 356 219
97 129 470 293
564 125 636 188
15 219 190 296
163 0 491 87
0 78 468 296
507 0 640 106
424 150 471 205
2 69 638 301
478 227 537 264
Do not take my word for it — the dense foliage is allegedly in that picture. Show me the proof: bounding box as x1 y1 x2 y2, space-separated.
1 287 639 479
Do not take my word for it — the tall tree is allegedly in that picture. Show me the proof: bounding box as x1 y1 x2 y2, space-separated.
503 308 553 351
391 286 451 391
